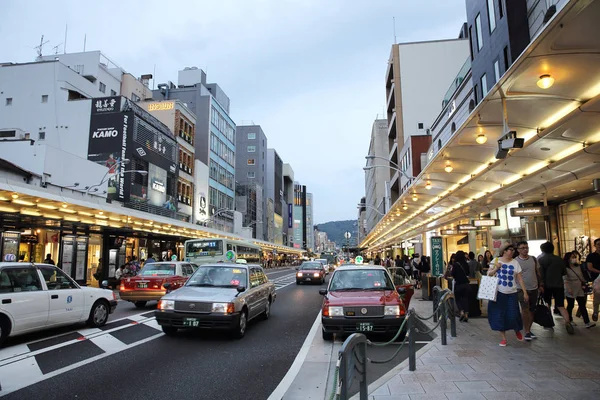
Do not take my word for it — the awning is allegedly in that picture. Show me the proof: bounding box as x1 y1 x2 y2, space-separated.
362 0 600 252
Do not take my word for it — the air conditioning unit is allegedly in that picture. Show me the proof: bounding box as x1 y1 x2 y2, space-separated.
0 129 29 140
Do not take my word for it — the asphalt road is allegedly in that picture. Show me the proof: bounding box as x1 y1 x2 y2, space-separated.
2 269 326 400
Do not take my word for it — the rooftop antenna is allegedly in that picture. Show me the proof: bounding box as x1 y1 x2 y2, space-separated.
393 17 397 44
34 35 49 58
64 24 68 54
52 43 63 55
83 34 86 52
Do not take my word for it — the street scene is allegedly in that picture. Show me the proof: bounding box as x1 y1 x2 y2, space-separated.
2 0 600 399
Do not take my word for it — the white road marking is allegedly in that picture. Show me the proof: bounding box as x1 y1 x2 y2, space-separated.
267 311 322 400
0 357 44 395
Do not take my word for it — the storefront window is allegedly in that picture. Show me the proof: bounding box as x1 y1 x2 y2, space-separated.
559 199 600 259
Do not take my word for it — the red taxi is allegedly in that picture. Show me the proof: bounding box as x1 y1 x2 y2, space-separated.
319 264 409 340
119 262 197 308
296 261 326 285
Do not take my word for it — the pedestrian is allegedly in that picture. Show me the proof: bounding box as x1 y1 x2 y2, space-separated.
482 250 493 275
395 255 403 268
452 251 471 322
515 240 541 341
43 253 55 265
585 238 600 322
487 243 529 346
146 254 156 264
564 251 596 328
467 251 481 278
538 241 575 334
374 255 381 265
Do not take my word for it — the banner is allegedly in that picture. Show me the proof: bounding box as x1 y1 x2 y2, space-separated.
430 236 444 276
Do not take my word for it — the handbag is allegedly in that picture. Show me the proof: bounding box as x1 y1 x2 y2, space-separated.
534 295 555 328
569 265 593 295
477 275 499 302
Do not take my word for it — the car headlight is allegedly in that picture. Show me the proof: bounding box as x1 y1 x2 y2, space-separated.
158 300 174 310
297 272 303 277
212 302 234 314
313 272 320 277
384 305 400 316
328 306 344 316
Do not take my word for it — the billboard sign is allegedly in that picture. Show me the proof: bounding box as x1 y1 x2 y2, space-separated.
430 236 444 276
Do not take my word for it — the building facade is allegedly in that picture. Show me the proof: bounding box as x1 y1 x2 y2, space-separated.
283 163 295 247
267 148 284 245
153 68 236 232
364 119 389 234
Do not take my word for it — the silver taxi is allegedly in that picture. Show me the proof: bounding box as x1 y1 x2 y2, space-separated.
155 263 276 338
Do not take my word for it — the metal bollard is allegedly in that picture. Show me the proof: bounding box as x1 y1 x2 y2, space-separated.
408 310 416 371
432 286 440 323
450 297 457 338
440 300 447 345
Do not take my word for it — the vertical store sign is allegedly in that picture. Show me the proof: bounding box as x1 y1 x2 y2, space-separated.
430 236 444 276
87 96 132 202
288 203 293 228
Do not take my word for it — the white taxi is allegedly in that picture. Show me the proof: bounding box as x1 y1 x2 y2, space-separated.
0 262 118 346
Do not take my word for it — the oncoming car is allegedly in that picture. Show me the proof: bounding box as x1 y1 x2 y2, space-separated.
296 262 326 285
155 263 276 338
0 262 117 346
319 264 407 340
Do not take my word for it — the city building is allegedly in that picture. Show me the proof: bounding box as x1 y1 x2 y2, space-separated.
305 193 314 252
235 125 268 239
364 119 389 234
383 36 470 203
235 181 262 239
357 198 367 244
292 183 306 249
153 67 236 232
283 163 295 247
266 148 284 245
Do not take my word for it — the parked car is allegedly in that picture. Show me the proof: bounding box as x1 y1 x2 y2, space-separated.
0 262 117 346
387 267 415 309
296 262 326 284
155 263 276 338
319 264 408 340
119 261 198 308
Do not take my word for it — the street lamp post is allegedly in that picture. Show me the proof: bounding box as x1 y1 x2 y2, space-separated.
363 165 416 180
357 203 385 216
344 231 351 261
365 155 401 170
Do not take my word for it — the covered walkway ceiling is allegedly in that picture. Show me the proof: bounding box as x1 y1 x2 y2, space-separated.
362 0 600 252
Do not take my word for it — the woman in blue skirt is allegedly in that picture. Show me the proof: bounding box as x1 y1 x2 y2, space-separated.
487 243 529 346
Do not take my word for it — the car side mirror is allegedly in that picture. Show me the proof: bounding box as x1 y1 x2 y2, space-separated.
101 280 109 289
397 287 407 294
319 289 327 296
163 283 171 290
237 286 246 293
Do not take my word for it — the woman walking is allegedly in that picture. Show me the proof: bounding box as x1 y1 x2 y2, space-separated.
487 243 529 346
564 251 596 328
452 251 471 322
482 250 493 275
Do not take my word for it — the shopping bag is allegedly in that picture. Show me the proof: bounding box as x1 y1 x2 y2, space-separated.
534 295 555 328
477 275 498 301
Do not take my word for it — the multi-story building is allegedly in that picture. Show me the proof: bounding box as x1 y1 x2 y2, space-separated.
235 125 268 239
292 182 306 249
235 181 262 239
283 163 295 247
153 67 236 232
357 198 367 244
141 99 208 223
266 148 284 245
364 119 390 234
384 37 470 202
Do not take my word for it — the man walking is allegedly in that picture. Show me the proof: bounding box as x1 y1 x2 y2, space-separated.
539 241 574 334
516 241 541 340
585 238 600 321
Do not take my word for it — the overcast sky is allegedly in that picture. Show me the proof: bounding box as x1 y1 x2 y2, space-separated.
1 0 466 224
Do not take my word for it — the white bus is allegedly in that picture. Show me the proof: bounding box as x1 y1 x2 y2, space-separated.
184 238 263 265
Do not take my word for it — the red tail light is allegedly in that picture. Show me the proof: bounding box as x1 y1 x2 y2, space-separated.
119 283 125 291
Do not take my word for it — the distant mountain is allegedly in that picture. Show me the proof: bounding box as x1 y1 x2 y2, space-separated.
315 220 357 248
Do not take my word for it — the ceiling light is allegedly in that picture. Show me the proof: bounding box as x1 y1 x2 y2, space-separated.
37 204 58 210
78 211 93 216
425 181 432 190
58 208 77 214
21 209 42 216
12 199 36 206
537 74 555 89
476 134 487 144
402 204 408 210
395 212 401 217
62 203 68 208
412 194 418 201
11 194 19 199
98 211 104 215
444 163 453 173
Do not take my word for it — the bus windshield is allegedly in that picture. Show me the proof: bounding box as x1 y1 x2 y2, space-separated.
185 240 223 258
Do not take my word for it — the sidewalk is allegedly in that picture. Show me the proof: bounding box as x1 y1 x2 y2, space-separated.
361 293 600 400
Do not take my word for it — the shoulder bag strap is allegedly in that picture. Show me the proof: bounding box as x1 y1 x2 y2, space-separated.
568 265 587 284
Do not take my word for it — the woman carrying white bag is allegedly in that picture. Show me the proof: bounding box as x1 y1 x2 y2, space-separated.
485 243 529 347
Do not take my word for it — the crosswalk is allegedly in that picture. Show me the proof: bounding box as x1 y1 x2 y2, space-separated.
270 273 297 290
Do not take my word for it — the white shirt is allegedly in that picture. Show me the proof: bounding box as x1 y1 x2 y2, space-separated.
495 258 522 294
115 268 123 279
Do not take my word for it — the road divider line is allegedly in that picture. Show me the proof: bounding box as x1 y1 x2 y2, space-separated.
267 311 322 400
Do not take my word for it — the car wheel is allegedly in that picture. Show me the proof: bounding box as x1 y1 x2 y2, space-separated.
262 298 271 320
322 328 333 341
87 300 110 328
0 315 11 347
233 309 248 339
162 326 178 336
134 301 147 308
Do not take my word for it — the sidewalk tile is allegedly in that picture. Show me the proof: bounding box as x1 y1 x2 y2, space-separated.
372 385 391 396
455 381 497 392
555 392 600 400
408 394 449 400
466 362 503 372
372 396 409 400
420 356 452 365
463 372 502 381
528 370 570 380
440 364 476 373
445 394 487 400
520 379 571 391
447 356 481 364
492 371 533 381
431 371 468 382
561 379 600 390
517 392 566 400
555 369 600 379
487 380 533 392
387 382 425 395
420 381 460 394
481 393 525 400
453 350 486 357
401 374 436 384
399 364 443 374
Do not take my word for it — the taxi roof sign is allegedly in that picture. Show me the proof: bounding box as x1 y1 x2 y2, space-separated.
225 250 236 262
355 256 364 265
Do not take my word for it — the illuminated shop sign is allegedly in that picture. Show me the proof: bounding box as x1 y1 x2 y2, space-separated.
148 102 175 111
457 224 477 231
472 219 499 227
510 206 549 217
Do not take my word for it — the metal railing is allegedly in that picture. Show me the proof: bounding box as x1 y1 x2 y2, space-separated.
333 287 457 400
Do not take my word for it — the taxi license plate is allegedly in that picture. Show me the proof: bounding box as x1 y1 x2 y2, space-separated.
183 318 200 327
137 282 148 288
356 322 373 332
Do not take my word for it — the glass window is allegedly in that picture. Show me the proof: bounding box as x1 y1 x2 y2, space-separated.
249 268 261 288
41 95 48 103
247 159 255 165
99 82 106 93
182 264 194 276
481 74 488 96
188 266 248 288
494 60 500 83
258 271 268 285
329 269 394 291
0 267 42 293
39 266 78 290
5 98 12 106
475 13 483 51
247 171 255 178
487 0 496 33
247 132 256 140
141 263 176 276
247 145 256 153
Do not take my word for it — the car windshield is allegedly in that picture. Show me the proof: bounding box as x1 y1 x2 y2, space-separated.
187 266 248 288
140 263 176 276
329 269 395 291
300 263 323 270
